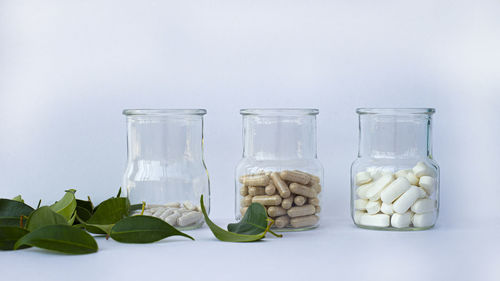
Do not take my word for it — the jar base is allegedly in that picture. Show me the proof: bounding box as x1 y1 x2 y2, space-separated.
355 223 434 231
272 224 319 232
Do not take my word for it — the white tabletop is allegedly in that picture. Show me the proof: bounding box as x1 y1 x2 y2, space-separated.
2 216 497 281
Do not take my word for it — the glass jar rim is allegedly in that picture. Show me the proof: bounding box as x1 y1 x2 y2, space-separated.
356 108 435 115
123 109 207 116
240 108 319 116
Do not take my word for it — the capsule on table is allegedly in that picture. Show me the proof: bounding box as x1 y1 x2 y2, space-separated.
280 170 311 185
267 206 287 217
271 172 291 198
287 204 316 217
248 186 266 196
240 174 270 186
177 211 203 227
252 195 282 206
290 215 319 228
275 215 290 228
289 183 317 198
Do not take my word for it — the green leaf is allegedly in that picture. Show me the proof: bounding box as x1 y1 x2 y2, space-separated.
11 195 24 203
0 226 30 250
76 199 93 215
82 197 130 234
14 224 98 254
0 199 34 218
50 189 77 221
110 216 194 243
227 203 269 235
0 217 26 227
75 206 92 222
26 206 68 231
200 195 272 242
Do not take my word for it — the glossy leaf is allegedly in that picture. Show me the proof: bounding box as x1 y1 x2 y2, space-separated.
50 189 77 221
0 217 26 227
14 224 98 254
110 216 194 243
227 203 269 235
26 206 67 231
83 197 130 234
0 226 30 250
200 195 272 242
75 206 92 222
76 199 93 215
11 195 24 203
0 199 34 218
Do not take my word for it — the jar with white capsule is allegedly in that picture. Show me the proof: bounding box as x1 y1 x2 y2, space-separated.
122 109 210 230
235 109 324 231
351 108 439 230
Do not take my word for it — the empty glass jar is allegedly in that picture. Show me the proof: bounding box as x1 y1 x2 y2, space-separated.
351 108 439 230
235 109 323 231
123 109 210 230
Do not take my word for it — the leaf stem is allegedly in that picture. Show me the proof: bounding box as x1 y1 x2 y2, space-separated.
266 219 283 238
140 201 146 215
36 199 41 209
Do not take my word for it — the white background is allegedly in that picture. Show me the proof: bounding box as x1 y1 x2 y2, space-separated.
0 0 499 280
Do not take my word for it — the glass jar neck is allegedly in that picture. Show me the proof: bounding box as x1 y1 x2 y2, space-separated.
125 115 204 162
358 112 433 159
242 114 318 160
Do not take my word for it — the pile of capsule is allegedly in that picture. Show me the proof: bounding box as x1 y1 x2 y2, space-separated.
239 170 321 229
353 162 437 229
134 201 203 228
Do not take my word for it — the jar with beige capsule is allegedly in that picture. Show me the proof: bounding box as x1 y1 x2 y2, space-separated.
351 108 439 230
236 109 323 231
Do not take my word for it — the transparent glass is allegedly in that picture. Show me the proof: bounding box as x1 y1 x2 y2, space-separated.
235 109 323 231
351 108 439 231
123 109 210 230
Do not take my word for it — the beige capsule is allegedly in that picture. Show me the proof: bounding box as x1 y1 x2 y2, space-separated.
248 186 266 196
294 196 306 206
265 182 276 195
267 206 287 217
290 215 319 228
287 204 316 218
241 195 253 207
289 183 317 198
240 185 248 196
281 195 294 209
271 172 291 198
308 198 320 206
240 207 248 216
315 205 321 214
310 183 322 193
240 174 270 186
280 170 311 185
274 215 290 228
307 173 321 184
252 195 282 206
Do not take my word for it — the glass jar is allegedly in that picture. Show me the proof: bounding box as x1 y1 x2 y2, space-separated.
235 109 323 231
122 109 210 230
351 108 439 230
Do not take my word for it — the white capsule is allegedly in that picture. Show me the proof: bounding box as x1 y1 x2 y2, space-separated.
177 211 203 227
380 177 411 203
152 207 166 216
360 214 390 227
395 169 409 178
159 208 175 219
414 186 427 198
365 200 381 214
405 172 419 185
164 211 182 226
411 198 436 213
419 176 436 195
354 199 369 210
412 162 434 178
183 201 197 211
393 186 421 214
366 166 382 180
356 183 372 199
365 174 394 201
354 210 366 224
380 202 394 215
355 171 372 186
412 212 435 227
391 212 412 228
164 202 181 208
